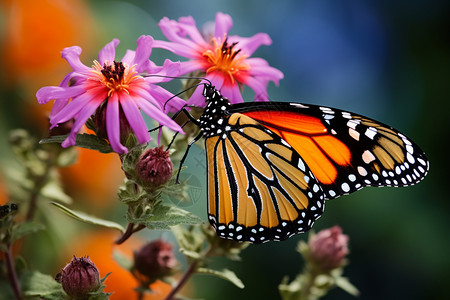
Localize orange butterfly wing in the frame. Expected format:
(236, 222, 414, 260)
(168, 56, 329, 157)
(205, 113, 325, 242)
(233, 102, 429, 199)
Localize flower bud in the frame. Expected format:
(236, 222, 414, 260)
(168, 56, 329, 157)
(133, 239, 177, 281)
(56, 256, 101, 299)
(135, 146, 173, 186)
(93, 102, 132, 144)
(49, 119, 74, 137)
(308, 226, 349, 271)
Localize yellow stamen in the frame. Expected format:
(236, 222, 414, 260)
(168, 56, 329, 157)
(90, 60, 142, 97)
(202, 36, 250, 84)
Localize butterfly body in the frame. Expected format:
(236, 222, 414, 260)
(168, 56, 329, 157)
(187, 84, 429, 243)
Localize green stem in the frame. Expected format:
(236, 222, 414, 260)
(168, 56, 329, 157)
(163, 241, 218, 300)
(163, 259, 198, 300)
(25, 154, 53, 221)
(5, 244, 22, 300)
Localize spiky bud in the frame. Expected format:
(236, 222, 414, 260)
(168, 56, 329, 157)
(56, 256, 101, 299)
(135, 146, 173, 187)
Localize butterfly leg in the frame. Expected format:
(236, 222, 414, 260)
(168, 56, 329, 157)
(175, 131, 203, 184)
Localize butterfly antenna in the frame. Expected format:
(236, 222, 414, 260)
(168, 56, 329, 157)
(142, 74, 212, 110)
(163, 82, 205, 111)
(143, 74, 212, 86)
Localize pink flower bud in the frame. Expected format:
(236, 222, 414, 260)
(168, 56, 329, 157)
(135, 146, 173, 186)
(56, 256, 101, 299)
(309, 226, 349, 271)
(93, 102, 132, 145)
(133, 239, 177, 280)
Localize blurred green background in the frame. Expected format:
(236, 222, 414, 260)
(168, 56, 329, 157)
(0, 0, 449, 299)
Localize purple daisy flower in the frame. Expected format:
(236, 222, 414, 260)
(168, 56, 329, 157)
(36, 35, 185, 154)
(153, 12, 284, 106)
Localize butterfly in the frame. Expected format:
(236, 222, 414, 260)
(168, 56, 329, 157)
(176, 83, 429, 243)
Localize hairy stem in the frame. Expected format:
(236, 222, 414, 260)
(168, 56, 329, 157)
(5, 245, 22, 300)
(163, 240, 218, 300)
(115, 223, 145, 244)
(25, 154, 53, 221)
(163, 260, 198, 300)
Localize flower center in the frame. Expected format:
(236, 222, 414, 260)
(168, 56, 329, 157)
(91, 60, 142, 97)
(202, 36, 250, 83)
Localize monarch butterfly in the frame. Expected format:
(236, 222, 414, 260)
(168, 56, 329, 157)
(176, 83, 429, 243)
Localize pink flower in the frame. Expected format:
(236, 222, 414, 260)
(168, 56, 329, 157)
(308, 226, 349, 271)
(36, 36, 185, 154)
(153, 12, 284, 106)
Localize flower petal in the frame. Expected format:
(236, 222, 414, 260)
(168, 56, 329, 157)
(61, 46, 90, 73)
(214, 12, 233, 38)
(50, 71, 82, 117)
(152, 40, 199, 59)
(178, 16, 207, 45)
(122, 50, 135, 66)
(229, 33, 272, 56)
(120, 92, 150, 144)
(50, 88, 103, 127)
(145, 59, 180, 84)
(179, 60, 203, 75)
(36, 85, 86, 104)
(158, 17, 196, 47)
(221, 81, 244, 104)
(61, 96, 103, 148)
(149, 85, 186, 112)
(98, 39, 120, 65)
(106, 93, 128, 154)
(243, 76, 270, 101)
(246, 58, 284, 85)
(135, 97, 183, 133)
(132, 86, 164, 109)
(132, 35, 153, 69)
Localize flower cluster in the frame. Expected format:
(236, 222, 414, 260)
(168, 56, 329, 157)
(36, 13, 283, 154)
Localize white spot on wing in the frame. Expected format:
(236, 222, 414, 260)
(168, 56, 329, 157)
(362, 150, 376, 164)
(365, 127, 377, 139)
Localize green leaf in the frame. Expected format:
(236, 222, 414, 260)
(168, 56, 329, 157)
(40, 133, 114, 153)
(171, 225, 205, 257)
(11, 222, 45, 244)
(113, 249, 134, 271)
(41, 180, 72, 204)
(197, 268, 245, 289)
(86, 273, 113, 300)
(334, 276, 359, 297)
(133, 203, 203, 230)
(20, 271, 66, 299)
(278, 275, 304, 300)
(179, 248, 202, 260)
(50, 202, 125, 233)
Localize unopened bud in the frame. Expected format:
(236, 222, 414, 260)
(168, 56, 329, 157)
(56, 256, 101, 299)
(135, 146, 173, 186)
(93, 102, 132, 144)
(134, 239, 177, 281)
(308, 226, 349, 271)
(50, 119, 74, 137)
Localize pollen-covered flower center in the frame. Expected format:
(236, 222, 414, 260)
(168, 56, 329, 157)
(91, 60, 141, 96)
(202, 36, 250, 83)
